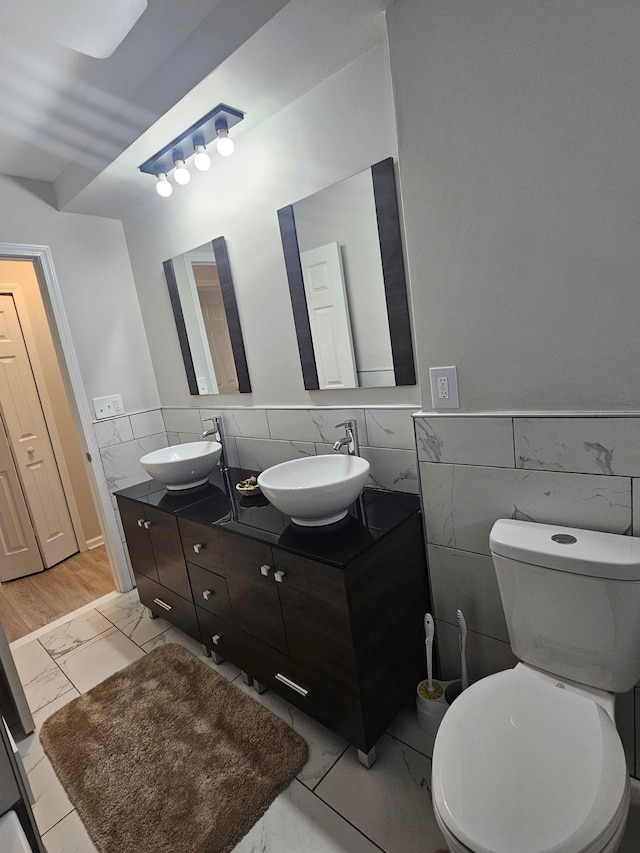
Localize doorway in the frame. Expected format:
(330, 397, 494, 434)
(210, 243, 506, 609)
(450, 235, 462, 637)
(0, 253, 125, 641)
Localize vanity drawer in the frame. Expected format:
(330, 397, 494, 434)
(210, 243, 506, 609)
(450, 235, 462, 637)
(196, 607, 365, 749)
(178, 518, 225, 575)
(187, 563, 232, 619)
(137, 574, 199, 640)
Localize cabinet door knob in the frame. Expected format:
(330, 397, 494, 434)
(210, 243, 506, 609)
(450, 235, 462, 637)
(193, 543, 205, 554)
(137, 519, 145, 527)
(143, 520, 152, 530)
(153, 597, 172, 611)
(260, 565, 272, 576)
(274, 570, 286, 583)
(211, 634, 222, 646)
(202, 589, 214, 601)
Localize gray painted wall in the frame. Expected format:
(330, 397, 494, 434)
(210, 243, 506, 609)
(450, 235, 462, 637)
(387, 0, 640, 412)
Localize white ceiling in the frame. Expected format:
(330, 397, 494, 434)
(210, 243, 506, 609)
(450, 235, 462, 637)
(0, 0, 392, 216)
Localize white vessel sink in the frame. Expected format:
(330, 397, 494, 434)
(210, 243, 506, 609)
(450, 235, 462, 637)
(257, 454, 370, 526)
(140, 441, 222, 491)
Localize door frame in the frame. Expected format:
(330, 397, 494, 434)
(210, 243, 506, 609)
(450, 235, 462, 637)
(0, 242, 132, 592)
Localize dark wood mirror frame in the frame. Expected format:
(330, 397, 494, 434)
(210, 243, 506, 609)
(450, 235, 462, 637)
(163, 236, 251, 395)
(277, 157, 416, 391)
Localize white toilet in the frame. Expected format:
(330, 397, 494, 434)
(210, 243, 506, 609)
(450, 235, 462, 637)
(431, 518, 640, 853)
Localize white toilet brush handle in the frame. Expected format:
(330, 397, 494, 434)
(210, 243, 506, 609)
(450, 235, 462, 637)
(424, 613, 435, 692)
(457, 609, 468, 691)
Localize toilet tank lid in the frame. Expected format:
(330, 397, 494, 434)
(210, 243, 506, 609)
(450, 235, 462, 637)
(489, 519, 640, 581)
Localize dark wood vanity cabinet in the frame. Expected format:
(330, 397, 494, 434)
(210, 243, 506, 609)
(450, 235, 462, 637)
(116, 482, 428, 759)
(117, 496, 199, 639)
(197, 516, 427, 755)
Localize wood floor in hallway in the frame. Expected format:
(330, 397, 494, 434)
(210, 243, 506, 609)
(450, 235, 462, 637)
(0, 546, 115, 642)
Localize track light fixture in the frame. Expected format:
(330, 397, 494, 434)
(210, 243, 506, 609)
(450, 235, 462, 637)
(139, 104, 243, 198)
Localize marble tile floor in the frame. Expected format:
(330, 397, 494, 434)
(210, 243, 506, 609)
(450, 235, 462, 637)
(8, 590, 640, 853)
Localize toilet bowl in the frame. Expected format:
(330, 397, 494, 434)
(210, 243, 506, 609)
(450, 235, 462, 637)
(429, 519, 640, 853)
(431, 664, 629, 853)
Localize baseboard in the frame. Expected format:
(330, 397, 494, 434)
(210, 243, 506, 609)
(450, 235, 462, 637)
(86, 535, 105, 550)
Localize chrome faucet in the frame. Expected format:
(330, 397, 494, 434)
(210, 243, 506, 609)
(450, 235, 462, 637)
(201, 416, 228, 472)
(333, 420, 360, 455)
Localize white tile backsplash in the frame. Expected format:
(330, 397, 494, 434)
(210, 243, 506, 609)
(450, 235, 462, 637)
(201, 408, 270, 439)
(361, 446, 418, 493)
(130, 409, 165, 440)
(365, 409, 417, 450)
(420, 461, 631, 555)
(235, 437, 316, 470)
(100, 433, 168, 493)
(415, 416, 515, 467)
(515, 417, 640, 476)
(93, 416, 134, 449)
(267, 409, 368, 445)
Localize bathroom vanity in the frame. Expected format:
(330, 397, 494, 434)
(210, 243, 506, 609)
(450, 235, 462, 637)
(115, 468, 427, 765)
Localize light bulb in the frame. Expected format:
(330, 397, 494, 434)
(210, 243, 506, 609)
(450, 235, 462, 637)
(173, 159, 191, 185)
(193, 144, 211, 171)
(155, 173, 173, 197)
(216, 129, 234, 157)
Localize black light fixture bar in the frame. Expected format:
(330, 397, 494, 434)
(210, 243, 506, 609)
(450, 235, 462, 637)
(138, 103, 244, 175)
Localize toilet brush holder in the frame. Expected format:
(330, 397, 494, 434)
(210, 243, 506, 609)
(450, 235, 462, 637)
(416, 678, 462, 751)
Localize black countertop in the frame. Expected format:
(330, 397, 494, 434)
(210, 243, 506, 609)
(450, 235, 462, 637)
(115, 467, 419, 568)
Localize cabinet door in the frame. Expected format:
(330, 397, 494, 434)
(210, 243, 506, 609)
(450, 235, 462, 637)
(219, 530, 288, 654)
(274, 550, 357, 693)
(117, 498, 158, 582)
(145, 506, 192, 601)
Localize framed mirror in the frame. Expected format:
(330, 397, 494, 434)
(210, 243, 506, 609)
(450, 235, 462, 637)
(277, 158, 415, 391)
(163, 237, 251, 395)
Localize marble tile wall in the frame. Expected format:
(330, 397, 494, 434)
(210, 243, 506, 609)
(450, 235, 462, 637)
(415, 413, 640, 776)
(164, 406, 420, 494)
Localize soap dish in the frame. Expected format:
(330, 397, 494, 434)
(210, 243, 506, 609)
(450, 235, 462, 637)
(235, 476, 261, 497)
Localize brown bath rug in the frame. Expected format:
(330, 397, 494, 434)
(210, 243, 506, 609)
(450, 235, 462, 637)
(40, 643, 307, 853)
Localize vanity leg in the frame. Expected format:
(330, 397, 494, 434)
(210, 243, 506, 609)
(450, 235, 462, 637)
(240, 671, 253, 686)
(357, 746, 377, 769)
(211, 651, 225, 665)
(253, 680, 268, 695)
(145, 607, 157, 620)
(201, 644, 212, 658)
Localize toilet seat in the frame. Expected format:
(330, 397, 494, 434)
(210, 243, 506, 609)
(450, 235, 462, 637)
(431, 664, 629, 853)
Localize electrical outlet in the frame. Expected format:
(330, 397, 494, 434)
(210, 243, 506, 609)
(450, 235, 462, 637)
(429, 366, 459, 409)
(93, 394, 125, 419)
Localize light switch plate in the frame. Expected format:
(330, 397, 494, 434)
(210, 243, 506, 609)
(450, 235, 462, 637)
(93, 394, 124, 419)
(429, 366, 459, 409)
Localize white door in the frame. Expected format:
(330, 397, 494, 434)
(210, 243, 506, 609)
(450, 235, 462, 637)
(0, 411, 44, 582)
(0, 295, 77, 570)
(197, 281, 239, 394)
(300, 242, 358, 389)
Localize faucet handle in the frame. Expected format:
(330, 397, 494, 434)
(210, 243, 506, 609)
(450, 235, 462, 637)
(335, 420, 353, 429)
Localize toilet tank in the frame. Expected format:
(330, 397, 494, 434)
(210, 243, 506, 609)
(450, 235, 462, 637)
(490, 519, 640, 693)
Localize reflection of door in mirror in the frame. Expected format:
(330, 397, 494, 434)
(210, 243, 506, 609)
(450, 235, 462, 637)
(300, 243, 357, 390)
(164, 236, 250, 396)
(192, 264, 239, 394)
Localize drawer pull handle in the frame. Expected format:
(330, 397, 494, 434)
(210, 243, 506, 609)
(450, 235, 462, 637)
(211, 634, 222, 646)
(274, 570, 285, 583)
(193, 543, 205, 554)
(153, 597, 172, 611)
(275, 673, 308, 697)
(202, 589, 214, 601)
(260, 565, 271, 577)
(143, 520, 152, 530)
(137, 519, 145, 527)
